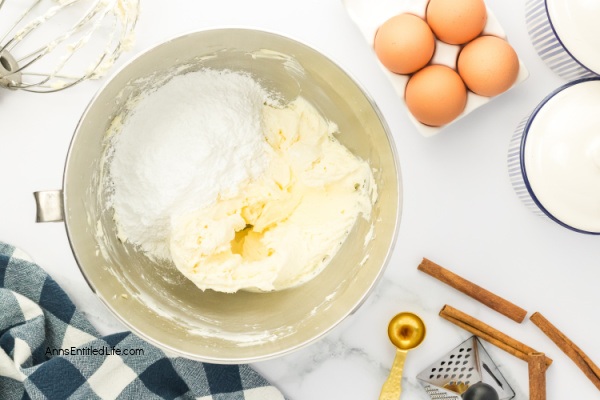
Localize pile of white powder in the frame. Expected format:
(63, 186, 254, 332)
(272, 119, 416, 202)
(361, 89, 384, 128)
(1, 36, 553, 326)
(108, 69, 272, 260)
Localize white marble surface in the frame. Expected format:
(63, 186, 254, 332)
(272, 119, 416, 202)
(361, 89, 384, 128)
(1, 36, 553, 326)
(1, 0, 600, 399)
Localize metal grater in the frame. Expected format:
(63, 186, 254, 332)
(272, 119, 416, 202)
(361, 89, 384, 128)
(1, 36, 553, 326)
(417, 336, 515, 399)
(422, 383, 462, 399)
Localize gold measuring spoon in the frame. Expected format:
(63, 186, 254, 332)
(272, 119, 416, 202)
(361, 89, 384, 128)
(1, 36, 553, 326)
(379, 312, 426, 400)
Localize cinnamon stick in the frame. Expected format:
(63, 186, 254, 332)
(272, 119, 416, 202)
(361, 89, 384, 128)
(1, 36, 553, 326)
(530, 312, 600, 391)
(440, 305, 552, 366)
(419, 258, 527, 323)
(528, 352, 548, 400)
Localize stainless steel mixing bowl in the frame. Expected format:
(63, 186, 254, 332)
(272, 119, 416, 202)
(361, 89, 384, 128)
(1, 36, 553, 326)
(38, 28, 401, 363)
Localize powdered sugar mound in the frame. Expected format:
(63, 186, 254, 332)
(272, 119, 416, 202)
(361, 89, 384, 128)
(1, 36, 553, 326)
(108, 69, 271, 260)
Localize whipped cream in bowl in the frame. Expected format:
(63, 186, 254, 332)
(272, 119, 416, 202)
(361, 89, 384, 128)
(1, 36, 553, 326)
(526, 0, 600, 80)
(508, 78, 600, 234)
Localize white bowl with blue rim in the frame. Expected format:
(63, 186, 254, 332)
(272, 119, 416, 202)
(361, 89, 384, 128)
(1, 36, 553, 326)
(526, 0, 600, 80)
(508, 78, 600, 234)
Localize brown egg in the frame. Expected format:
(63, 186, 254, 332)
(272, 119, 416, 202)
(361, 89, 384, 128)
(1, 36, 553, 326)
(458, 35, 520, 97)
(405, 65, 467, 127)
(426, 0, 487, 45)
(374, 13, 435, 74)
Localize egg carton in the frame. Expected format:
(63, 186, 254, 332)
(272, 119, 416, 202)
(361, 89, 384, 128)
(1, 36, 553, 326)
(341, 0, 529, 137)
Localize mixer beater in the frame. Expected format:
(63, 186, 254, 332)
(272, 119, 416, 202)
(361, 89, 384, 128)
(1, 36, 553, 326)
(0, 0, 139, 92)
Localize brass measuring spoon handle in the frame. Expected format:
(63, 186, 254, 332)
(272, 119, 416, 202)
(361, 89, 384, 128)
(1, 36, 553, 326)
(379, 349, 407, 400)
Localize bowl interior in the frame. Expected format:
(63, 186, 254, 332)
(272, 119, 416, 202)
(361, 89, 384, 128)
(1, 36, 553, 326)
(64, 28, 400, 363)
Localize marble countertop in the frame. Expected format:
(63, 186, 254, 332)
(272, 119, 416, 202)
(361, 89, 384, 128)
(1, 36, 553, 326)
(2, 0, 600, 399)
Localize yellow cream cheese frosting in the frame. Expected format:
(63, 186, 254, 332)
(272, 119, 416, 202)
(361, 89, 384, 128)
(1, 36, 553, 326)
(169, 97, 376, 292)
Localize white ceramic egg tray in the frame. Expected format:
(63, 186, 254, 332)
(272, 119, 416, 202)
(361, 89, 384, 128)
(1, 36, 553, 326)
(342, 0, 529, 137)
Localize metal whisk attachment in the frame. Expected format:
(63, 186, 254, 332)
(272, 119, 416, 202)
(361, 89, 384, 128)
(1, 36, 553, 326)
(0, 0, 139, 93)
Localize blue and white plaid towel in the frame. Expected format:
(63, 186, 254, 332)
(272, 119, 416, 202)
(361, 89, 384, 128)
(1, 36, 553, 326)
(0, 242, 285, 400)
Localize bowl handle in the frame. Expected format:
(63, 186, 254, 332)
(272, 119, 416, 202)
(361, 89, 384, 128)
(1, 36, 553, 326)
(33, 190, 64, 222)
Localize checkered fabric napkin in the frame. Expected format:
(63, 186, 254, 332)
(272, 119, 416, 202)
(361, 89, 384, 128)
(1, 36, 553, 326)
(0, 242, 286, 400)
